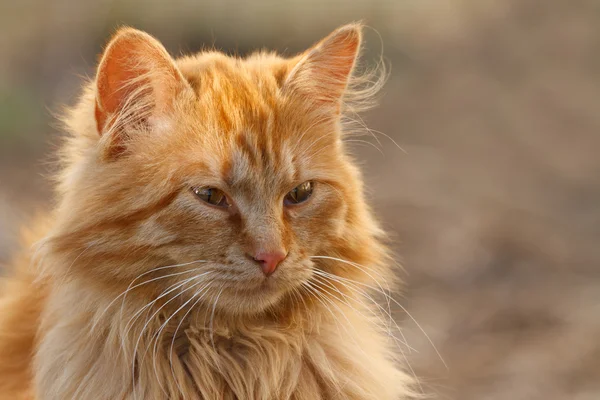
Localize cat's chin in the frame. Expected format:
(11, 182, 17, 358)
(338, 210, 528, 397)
(209, 278, 303, 316)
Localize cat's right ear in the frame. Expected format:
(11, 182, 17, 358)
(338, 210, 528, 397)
(95, 27, 190, 158)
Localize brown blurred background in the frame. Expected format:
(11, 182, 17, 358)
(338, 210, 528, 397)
(2, 0, 600, 399)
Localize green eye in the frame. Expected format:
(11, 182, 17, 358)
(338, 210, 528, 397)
(192, 187, 230, 208)
(284, 181, 314, 205)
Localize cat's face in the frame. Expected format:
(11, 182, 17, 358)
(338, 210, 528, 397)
(51, 25, 384, 316)
(127, 62, 354, 314)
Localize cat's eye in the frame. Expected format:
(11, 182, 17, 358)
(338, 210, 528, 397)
(192, 187, 230, 208)
(284, 181, 314, 205)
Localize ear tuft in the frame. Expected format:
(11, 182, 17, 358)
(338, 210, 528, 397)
(284, 23, 362, 109)
(95, 27, 188, 151)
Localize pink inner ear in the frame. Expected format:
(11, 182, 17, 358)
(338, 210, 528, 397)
(96, 34, 149, 134)
(97, 46, 138, 130)
(285, 25, 362, 107)
(311, 28, 360, 88)
(94, 29, 186, 137)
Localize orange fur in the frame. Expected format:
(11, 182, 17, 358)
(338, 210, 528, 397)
(0, 24, 416, 399)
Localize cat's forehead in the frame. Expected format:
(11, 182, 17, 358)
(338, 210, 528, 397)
(230, 129, 301, 189)
(177, 51, 292, 108)
(175, 53, 336, 190)
(178, 53, 293, 137)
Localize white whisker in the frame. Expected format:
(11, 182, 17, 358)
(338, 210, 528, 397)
(300, 282, 348, 395)
(311, 256, 447, 370)
(311, 271, 424, 392)
(311, 272, 412, 350)
(131, 276, 209, 400)
(151, 279, 213, 397)
(313, 270, 405, 342)
(169, 279, 214, 396)
(291, 115, 331, 155)
(209, 288, 223, 355)
(310, 270, 425, 393)
(91, 266, 205, 332)
(119, 259, 208, 324)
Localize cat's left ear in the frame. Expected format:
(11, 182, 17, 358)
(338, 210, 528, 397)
(283, 23, 362, 112)
(95, 27, 191, 158)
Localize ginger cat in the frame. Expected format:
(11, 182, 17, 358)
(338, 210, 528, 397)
(0, 24, 416, 399)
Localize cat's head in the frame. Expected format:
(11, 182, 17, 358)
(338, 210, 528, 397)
(47, 24, 390, 316)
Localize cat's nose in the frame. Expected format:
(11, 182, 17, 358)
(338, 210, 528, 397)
(252, 250, 287, 277)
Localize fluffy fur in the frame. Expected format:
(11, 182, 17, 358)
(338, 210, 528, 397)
(0, 24, 416, 399)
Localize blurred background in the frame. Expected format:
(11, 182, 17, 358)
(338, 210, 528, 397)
(1, 0, 600, 398)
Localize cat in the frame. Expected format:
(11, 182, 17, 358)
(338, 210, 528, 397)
(0, 24, 417, 399)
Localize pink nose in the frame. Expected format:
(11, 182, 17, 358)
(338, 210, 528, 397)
(253, 250, 287, 277)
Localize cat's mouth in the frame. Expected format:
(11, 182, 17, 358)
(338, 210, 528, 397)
(204, 270, 310, 315)
(182, 258, 313, 315)
(228, 274, 290, 295)
(204, 284, 287, 316)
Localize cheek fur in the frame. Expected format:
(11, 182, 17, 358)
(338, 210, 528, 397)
(287, 190, 348, 255)
(154, 199, 238, 261)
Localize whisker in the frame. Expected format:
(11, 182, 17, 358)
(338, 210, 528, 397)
(342, 104, 407, 154)
(308, 278, 367, 341)
(340, 99, 384, 150)
(310, 272, 424, 394)
(343, 139, 385, 155)
(91, 266, 205, 332)
(313, 276, 410, 358)
(131, 276, 208, 400)
(310, 255, 391, 291)
(298, 131, 335, 161)
(311, 272, 412, 350)
(291, 115, 331, 155)
(309, 277, 408, 397)
(169, 279, 214, 396)
(58, 244, 93, 287)
(312, 254, 396, 329)
(209, 288, 223, 355)
(119, 259, 208, 324)
(313, 269, 413, 350)
(292, 285, 309, 313)
(311, 255, 397, 329)
(300, 282, 349, 396)
(311, 272, 423, 393)
(151, 279, 213, 397)
(123, 274, 205, 344)
(312, 257, 447, 370)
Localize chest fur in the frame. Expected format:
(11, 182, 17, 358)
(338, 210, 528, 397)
(35, 297, 411, 399)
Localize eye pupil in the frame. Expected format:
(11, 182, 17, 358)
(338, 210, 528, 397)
(289, 187, 298, 201)
(192, 187, 229, 207)
(285, 181, 313, 205)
